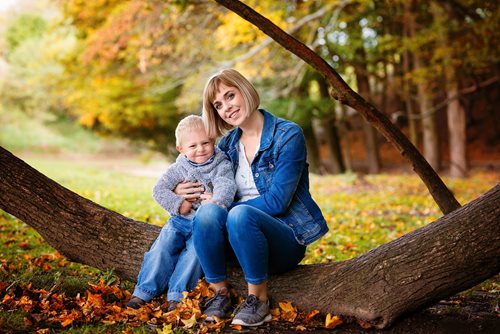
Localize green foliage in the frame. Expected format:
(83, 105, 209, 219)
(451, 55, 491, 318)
(0, 9, 77, 117)
(4, 14, 47, 54)
(0, 107, 129, 154)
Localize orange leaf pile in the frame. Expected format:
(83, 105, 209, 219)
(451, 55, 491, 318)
(1, 275, 345, 332)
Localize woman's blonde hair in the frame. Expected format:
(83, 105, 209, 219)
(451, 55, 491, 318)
(202, 69, 260, 138)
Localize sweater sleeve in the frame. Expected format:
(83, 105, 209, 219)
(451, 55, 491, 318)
(210, 158, 237, 208)
(152, 164, 186, 216)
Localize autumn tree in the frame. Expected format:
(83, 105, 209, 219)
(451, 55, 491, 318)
(3, 1, 500, 330)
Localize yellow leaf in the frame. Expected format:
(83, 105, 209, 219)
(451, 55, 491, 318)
(325, 313, 343, 329)
(279, 301, 296, 313)
(181, 313, 197, 328)
(156, 323, 172, 334)
(279, 301, 297, 322)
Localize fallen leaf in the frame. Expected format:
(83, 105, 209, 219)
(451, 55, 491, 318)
(156, 323, 173, 334)
(357, 319, 374, 329)
(18, 241, 29, 249)
(325, 313, 343, 329)
(279, 301, 298, 322)
(304, 309, 320, 323)
(181, 313, 197, 328)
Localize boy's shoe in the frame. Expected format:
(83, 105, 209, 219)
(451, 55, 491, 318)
(203, 287, 232, 321)
(167, 300, 179, 312)
(126, 296, 145, 309)
(231, 295, 272, 327)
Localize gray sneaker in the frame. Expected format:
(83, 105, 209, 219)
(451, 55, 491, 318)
(203, 287, 232, 321)
(231, 295, 272, 327)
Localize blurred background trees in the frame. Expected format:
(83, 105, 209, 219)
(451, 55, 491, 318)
(0, 0, 498, 176)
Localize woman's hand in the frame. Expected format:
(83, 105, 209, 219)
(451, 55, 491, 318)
(174, 181, 204, 202)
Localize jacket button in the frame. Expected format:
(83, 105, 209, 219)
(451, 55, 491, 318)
(255, 173, 259, 177)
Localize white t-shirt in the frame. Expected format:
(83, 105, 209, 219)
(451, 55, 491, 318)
(235, 141, 260, 202)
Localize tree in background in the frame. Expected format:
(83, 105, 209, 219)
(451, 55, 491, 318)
(0, 13, 71, 117)
(2, 0, 497, 169)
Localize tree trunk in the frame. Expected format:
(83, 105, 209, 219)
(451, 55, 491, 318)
(403, 0, 418, 145)
(0, 147, 157, 281)
(435, 3, 468, 178)
(312, 117, 345, 174)
(353, 22, 381, 174)
(1, 146, 499, 329)
(317, 74, 346, 174)
(214, 0, 460, 214)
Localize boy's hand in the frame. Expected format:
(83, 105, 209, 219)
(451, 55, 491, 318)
(179, 200, 192, 215)
(200, 192, 213, 204)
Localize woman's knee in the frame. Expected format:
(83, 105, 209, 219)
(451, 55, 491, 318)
(193, 203, 227, 231)
(227, 205, 256, 235)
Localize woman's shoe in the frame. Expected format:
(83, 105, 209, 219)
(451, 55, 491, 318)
(231, 295, 272, 327)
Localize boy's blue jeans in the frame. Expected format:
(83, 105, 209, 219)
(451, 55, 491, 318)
(132, 216, 203, 302)
(193, 203, 306, 285)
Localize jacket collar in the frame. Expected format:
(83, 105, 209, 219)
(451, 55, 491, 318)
(259, 109, 277, 151)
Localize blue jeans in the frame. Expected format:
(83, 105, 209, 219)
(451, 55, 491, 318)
(133, 216, 203, 302)
(193, 203, 306, 285)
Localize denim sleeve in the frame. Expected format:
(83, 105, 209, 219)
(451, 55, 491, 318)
(237, 125, 306, 216)
(152, 165, 185, 216)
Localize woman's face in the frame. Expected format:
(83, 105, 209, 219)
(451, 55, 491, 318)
(212, 83, 247, 127)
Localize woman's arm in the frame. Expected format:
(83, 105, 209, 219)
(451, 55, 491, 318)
(236, 125, 306, 216)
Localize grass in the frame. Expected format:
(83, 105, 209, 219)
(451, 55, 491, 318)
(0, 154, 498, 332)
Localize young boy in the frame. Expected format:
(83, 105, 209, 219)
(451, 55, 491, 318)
(126, 115, 236, 310)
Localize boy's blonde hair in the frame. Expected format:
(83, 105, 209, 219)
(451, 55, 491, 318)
(175, 115, 206, 146)
(202, 68, 260, 138)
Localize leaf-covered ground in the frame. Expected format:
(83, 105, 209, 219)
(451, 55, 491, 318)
(1, 156, 499, 333)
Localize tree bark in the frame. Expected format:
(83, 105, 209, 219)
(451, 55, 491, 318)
(353, 23, 381, 174)
(403, 1, 419, 145)
(436, 3, 468, 178)
(0, 147, 157, 281)
(1, 146, 499, 329)
(213, 0, 460, 214)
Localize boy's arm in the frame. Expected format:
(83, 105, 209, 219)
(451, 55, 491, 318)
(152, 165, 187, 216)
(209, 159, 237, 209)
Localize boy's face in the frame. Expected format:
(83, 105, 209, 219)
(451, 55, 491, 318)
(176, 127, 215, 164)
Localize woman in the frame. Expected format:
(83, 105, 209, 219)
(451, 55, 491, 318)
(176, 68, 328, 327)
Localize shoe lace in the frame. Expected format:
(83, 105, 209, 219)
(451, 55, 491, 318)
(234, 294, 259, 314)
(204, 290, 229, 309)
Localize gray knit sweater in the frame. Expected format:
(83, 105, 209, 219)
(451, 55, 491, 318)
(152, 149, 236, 219)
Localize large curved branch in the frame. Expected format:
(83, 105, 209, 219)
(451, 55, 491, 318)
(1, 147, 498, 329)
(213, 0, 461, 214)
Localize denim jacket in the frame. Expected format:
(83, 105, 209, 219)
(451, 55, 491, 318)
(218, 109, 328, 245)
